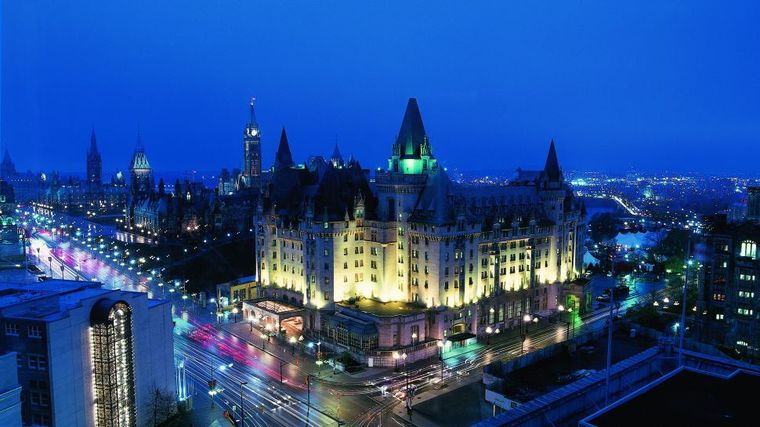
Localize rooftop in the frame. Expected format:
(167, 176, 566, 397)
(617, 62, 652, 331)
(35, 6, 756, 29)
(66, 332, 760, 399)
(582, 368, 760, 427)
(339, 298, 429, 317)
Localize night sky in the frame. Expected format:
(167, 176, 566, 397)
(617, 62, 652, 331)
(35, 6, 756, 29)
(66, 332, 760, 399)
(2, 1, 759, 177)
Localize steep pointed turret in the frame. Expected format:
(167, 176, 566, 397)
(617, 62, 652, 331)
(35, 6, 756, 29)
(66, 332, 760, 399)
(396, 98, 428, 159)
(544, 139, 561, 182)
(129, 132, 154, 196)
(387, 98, 438, 174)
(273, 127, 294, 171)
(330, 142, 344, 168)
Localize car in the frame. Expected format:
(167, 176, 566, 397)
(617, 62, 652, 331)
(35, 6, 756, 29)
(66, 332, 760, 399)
(27, 264, 45, 276)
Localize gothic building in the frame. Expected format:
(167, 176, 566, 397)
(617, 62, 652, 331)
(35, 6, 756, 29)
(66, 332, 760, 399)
(129, 133, 154, 197)
(253, 98, 586, 362)
(238, 97, 262, 189)
(86, 129, 103, 193)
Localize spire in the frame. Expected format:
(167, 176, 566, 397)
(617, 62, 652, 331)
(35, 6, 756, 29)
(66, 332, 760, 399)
(136, 128, 144, 152)
(248, 97, 258, 127)
(330, 142, 344, 167)
(395, 98, 429, 159)
(89, 128, 99, 154)
(274, 127, 294, 171)
(544, 139, 561, 181)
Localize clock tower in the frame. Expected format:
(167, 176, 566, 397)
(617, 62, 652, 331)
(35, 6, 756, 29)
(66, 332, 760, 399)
(242, 97, 262, 187)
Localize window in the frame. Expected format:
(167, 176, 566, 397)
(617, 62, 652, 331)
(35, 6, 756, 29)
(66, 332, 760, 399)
(28, 325, 42, 339)
(4, 322, 19, 336)
(740, 240, 757, 258)
(715, 313, 724, 320)
(28, 354, 48, 371)
(737, 307, 753, 316)
(370, 247, 378, 256)
(343, 248, 348, 256)
(324, 249, 329, 257)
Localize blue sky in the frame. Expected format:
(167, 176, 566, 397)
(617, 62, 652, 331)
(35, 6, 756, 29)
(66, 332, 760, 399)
(2, 1, 759, 176)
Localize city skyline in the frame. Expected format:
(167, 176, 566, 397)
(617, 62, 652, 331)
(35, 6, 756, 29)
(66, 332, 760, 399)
(3, 1, 760, 175)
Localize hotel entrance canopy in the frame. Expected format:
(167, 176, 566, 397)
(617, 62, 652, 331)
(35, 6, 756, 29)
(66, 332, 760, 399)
(243, 299, 305, 326)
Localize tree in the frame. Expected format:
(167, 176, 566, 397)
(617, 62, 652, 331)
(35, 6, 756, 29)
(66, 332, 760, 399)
(589, 213, 620, 242)
(144, 385, 176, 427)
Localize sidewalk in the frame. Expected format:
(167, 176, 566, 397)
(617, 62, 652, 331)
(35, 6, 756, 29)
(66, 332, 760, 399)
(172, 377, 232, 427)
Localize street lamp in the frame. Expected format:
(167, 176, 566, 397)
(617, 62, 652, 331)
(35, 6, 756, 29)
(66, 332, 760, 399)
(485, 326, 493, 345)
(48, 256, 52, 275)
(436, 340, 445, 381)
(259, 333, 268, 351)
(520, 314, 532, 354)
(411, 332, 417, 346)
(232, 307, 239, 322)
(393, 351, 400, 372)
(289, 336, 297, 355)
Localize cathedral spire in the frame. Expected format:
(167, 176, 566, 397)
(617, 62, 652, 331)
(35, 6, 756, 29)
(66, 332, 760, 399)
(274, 127, 294, 171)
(544, 139, 561, 182)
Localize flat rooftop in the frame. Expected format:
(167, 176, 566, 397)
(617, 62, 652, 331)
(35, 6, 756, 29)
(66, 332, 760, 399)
(584, 369, 760, 427)
(340, 299, 428, 317)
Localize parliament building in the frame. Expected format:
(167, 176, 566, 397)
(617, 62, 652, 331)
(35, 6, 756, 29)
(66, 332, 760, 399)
(252, 98, 586, 365)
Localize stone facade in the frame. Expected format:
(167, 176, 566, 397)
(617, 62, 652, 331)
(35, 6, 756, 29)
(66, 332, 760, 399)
(254, 98, 586, 353)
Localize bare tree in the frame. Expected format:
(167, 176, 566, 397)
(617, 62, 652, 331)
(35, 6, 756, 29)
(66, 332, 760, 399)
(145, 384, 177, 427)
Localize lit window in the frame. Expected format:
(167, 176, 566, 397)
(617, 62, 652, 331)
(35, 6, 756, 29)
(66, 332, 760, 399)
(740, 240, 757, 258)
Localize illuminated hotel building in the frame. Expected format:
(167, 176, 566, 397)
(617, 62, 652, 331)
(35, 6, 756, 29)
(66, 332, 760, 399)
(254, 98, 585, 363)
(0, 280, 175, 426)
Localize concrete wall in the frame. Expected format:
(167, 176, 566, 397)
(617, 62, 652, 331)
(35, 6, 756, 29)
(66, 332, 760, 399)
(0, 352, 22, 427)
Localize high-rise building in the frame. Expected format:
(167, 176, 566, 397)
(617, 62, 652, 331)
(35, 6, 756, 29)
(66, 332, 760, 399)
(747, 186, 760, 222)
(0, 280, 176, 426)
(240, 97, 262, 189)
(86, 129, 103, 193)
(698, 214, 760, 356)
(252, 98, 586, 363)
(129, 133, 154, 197)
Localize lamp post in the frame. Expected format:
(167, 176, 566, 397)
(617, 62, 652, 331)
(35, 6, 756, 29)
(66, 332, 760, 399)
(239, 381, 248, 426)
(520, 314, 532, 354)
(437, 340, 444, 382)
(485, 326, 493, 345)
(298, 335, 304, 354)
(558, 305, 572, 340)
(232, 307, 239, 323)
(411, 332, 417, 346)
(392, 351, 400, 372)
(289, 336, 297, 355)
(60, 265, 65, 280)
(48, 256, 52, 275)
(260, 333, 268, 351)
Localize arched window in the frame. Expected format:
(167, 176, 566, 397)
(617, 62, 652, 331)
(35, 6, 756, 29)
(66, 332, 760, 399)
(740, 240, 757, 258)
